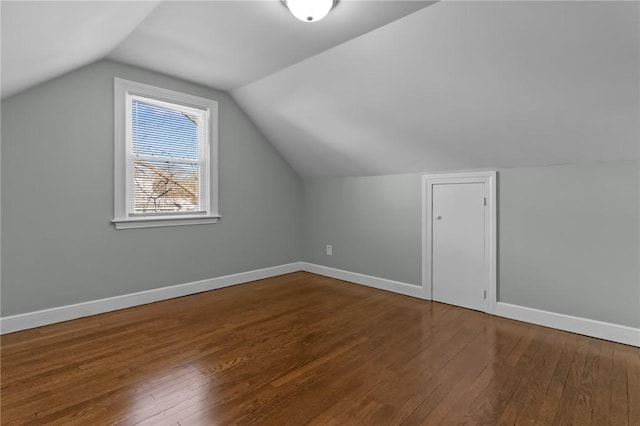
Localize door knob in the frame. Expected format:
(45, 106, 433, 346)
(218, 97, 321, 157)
(436, 216, 442, 220)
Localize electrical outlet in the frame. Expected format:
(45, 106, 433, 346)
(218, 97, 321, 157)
(326, 244, 332, 256)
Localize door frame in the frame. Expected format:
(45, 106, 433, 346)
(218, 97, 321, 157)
(421, 171, 497, 313)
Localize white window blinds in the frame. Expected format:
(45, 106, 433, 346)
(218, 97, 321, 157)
(128, 96, 209, 215)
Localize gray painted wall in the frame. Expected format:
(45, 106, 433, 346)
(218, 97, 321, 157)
(303, 162, 639, 328)
(498, 162, 639, 328)
(1, 60, 302, 316)
(303, 174, 422, 285)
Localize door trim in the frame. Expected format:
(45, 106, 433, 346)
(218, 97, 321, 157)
(421, 171, 497, 313)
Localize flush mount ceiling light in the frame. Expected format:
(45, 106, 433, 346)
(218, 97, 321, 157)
(283, 0, 338, 23)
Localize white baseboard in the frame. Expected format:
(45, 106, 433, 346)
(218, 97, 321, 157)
(300, 262, 425, 299)
(3, 262, 637, 347)
(301, 263, 639, 347)
(0, 262, 304, 335)
(494, 302, 640, 347)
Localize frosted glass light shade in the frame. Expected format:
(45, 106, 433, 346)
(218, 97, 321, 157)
(285, 0, 334, 22)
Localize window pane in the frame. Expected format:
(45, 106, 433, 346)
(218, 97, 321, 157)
(132, 100, 199, 160)
(134, 160, 199, 213)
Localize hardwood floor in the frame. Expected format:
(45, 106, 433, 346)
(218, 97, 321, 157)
(2, 272, 638, 425)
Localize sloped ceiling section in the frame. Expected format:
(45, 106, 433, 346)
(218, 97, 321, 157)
(0, 1, 161, 99)
(233, 1, 640, 179)
(108, 1, 434, 91)
(1, 0, 433, 99)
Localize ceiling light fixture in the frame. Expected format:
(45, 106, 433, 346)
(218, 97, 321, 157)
(283, 0, 338, 23)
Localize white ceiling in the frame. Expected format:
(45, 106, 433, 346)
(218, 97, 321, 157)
(2, 1, 638, 179)
(1, 0, 431, 98)
(0, 1, 161, 99)
(233, 0, 640, 178)
(108, 0, 433, 91)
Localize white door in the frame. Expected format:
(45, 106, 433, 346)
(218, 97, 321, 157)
(431, 181, 488, 311)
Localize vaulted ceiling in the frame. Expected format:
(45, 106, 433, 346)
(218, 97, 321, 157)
(1, 0, 431, 97)
(2, 1, 638, 179)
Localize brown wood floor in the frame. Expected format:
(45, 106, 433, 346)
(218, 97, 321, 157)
(1, 272, 638, 425)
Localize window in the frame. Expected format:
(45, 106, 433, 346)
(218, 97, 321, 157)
(113, 78, 219, 229)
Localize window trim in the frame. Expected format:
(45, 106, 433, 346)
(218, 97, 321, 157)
(112, 78, 220, 229)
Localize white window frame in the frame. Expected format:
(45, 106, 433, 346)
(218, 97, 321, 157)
(112, 78, 220, 229)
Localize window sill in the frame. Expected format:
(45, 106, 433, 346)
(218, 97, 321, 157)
(112, 215, 220, 230)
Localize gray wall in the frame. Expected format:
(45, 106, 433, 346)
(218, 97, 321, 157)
(498, 162, 639, 327)
(303, 162, 639, 328)
(303, 174, 422, 285)
(1, 60, 302, 316)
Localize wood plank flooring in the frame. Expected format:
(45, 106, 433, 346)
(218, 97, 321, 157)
(2, 272, 638, 425)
